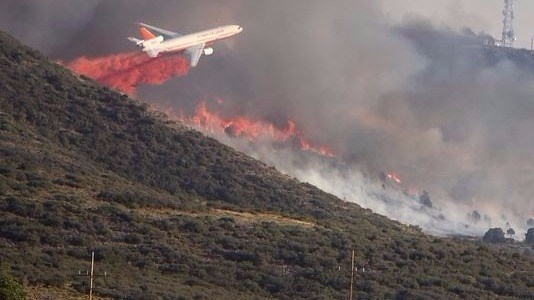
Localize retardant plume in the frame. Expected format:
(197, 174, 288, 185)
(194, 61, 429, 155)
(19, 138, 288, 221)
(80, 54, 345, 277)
(67, 52, 189, 94)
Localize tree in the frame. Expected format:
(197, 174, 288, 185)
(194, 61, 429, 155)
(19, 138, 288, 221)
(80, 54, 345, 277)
(419, 190, 432, 208)
(526, 228, 534, 244)
(468, 211, 481, 223)
(0, 271, 27, 300)
(482, 228, 506, 244)
(378, 171, 388, 182)
(506, 228, 515, 239)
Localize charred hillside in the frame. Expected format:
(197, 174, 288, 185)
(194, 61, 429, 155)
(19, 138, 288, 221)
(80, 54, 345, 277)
(0, 31, 532, 299)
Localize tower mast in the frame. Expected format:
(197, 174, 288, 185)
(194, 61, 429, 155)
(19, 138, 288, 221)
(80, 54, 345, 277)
(501, 0, 515, 47)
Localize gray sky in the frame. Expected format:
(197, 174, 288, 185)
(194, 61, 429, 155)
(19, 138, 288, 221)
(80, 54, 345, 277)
(383, 0, 534, 49)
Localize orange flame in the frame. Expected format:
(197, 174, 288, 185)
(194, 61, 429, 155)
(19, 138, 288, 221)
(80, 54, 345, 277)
(386, 172, 402, 184)
(67, 52, 189, 94)
(189, 102, 335, 157)
(405, 186, 420, 198)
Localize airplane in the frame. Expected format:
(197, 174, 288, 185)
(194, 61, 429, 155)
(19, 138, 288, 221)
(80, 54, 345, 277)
(128, 22, 243, 67)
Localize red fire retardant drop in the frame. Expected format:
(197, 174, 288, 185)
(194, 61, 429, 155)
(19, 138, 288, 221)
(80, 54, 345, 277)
(67, 52, 189, 94)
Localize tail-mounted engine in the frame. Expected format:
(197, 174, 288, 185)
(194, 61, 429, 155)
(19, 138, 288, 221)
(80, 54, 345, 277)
(138, 36, 164, 48)
(203, 47, 214, 55)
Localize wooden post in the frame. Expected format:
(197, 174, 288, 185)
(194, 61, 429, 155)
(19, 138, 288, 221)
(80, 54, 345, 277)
(349, 250, 355, 300)
(89, 251, 94, 300)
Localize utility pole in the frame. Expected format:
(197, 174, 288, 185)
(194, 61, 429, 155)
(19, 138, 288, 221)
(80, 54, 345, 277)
(347, 251, 372, 300)
(78, 251, 109, 300)
(349, 250, 355, 300)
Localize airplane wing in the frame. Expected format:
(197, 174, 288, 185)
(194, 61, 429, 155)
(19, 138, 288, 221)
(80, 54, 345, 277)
(185, 44, 205, 68)
(137, 22, 182, 38)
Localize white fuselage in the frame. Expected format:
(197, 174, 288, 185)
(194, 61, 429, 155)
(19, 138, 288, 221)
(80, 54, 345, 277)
(144, 25, 243, 55)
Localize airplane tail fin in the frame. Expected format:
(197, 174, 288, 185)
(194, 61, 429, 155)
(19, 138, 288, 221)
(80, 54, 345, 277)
(139, 27, 156, 40)
(128, 25, 159, 48)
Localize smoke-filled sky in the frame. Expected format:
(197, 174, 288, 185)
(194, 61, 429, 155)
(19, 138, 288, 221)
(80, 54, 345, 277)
(1, 0, 533, 235)
(384, 0, 534, 49)
(4, 0, 534, 54)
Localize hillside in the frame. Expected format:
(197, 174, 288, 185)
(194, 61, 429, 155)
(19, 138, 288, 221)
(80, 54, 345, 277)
(0, 31, 532, 299)
(399, 23, 534, 73)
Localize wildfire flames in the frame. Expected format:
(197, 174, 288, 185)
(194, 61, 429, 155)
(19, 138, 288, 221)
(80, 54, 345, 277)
(67, 52, 189, 94)
(386, 172, 402, 184)
(189, 102, 335, 157)
(66, 52, 334, 157)
(383, 171, 423, 198)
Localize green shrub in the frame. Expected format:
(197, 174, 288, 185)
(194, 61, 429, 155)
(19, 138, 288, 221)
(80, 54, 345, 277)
(0, 271, 27, 300)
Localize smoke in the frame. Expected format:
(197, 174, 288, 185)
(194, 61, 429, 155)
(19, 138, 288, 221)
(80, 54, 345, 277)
(2, 0, 533, 237)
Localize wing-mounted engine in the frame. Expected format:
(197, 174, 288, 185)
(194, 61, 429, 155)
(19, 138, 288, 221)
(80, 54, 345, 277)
(203, 47, 214, 55)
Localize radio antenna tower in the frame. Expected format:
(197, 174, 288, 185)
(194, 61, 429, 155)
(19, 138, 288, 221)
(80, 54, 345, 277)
(501, 0, 516, 47)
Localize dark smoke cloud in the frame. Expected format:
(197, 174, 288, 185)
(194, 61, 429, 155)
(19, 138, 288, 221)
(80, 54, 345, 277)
(1, 0, 533, 236)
